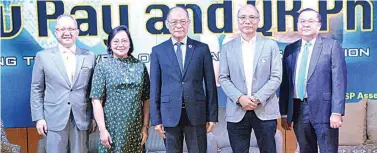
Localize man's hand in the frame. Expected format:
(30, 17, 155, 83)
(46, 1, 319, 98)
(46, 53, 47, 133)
(141, 126, 148, 145)
(36, 120, 48, 136)
(206, 122, 216, 133)
(249, 96, 260, 105)
(330, 114, 342, 129)
(154, 124, 166, 139)
(89, 119, 97, 133)
(281, 117, 292, 130)
(238, 95, 257, 110)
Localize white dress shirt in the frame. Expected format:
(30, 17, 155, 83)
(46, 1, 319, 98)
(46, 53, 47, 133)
(58, 44, 77, 84)
(171, 37, 188, 67)
(294, 38, 316, 99)
(241, 36, 257, 97)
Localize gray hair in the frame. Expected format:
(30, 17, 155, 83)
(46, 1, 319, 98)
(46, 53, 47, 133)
(166, 6, 189, 21)
(56, 14, 78, 28)
(237, 4, 260, 17)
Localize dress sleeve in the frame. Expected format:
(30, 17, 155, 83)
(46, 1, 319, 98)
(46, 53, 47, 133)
(90, 61, 106, 99)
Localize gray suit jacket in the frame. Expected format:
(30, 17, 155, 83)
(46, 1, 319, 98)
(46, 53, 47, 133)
(30, 46, 95, 131)
(219, 35, 282, 122)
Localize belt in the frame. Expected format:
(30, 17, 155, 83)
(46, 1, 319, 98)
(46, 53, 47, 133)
(294, 98, 308, 102)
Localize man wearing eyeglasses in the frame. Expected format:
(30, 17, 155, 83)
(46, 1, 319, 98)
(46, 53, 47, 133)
(279, 8, 347, 153)
(30, 14, 96, 153)
(219, 4, 282, 153)
(150, 6, 218, 153)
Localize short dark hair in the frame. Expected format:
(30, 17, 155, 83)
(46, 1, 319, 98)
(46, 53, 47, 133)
(298, 8, 321, 22)
(166, 6, 189, 21)
(106, 25, 134, 56)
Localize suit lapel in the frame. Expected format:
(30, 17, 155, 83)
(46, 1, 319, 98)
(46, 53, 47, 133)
(291, 40, 301, 85)
(165, 39, 182, 78)
(252, 35, 265, 73)
(71, 48, 85, 87)
(307, 36, 323, 80)
(52, 47, 71, 86)
(234, 36, 246, 81)
(182, 37, 195, 78)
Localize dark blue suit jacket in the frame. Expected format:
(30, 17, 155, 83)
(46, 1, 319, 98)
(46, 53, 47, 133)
(150, 37, 218, 127)
(279, 36, 347, 124)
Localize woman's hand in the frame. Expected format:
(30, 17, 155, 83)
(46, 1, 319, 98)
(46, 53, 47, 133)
(100, 129, 113, 149)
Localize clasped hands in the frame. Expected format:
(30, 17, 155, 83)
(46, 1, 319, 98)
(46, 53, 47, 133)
(238, 95, 260, 110)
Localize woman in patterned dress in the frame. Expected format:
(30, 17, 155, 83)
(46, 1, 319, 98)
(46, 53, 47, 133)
(90, 25, 150, 153)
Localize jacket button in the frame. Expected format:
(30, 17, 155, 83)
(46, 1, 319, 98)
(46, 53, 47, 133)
(68, 102, 71, 105)
(181, 82, 184, 84)
(70, 89, 73, 91)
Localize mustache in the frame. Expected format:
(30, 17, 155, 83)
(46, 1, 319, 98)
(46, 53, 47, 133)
(61, 34, 72, 39)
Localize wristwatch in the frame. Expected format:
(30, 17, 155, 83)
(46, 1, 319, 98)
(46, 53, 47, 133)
(256, 98, 261, 105)
(236, 101, 242, 107)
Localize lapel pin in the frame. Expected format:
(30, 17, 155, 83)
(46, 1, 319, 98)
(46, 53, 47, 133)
(189, 45, 192, 48)
(262, 59, 267, 63)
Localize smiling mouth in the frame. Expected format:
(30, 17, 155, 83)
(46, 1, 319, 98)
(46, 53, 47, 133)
(116, 47, 126, 50)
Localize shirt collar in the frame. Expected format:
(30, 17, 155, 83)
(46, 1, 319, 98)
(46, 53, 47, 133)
(58, 44, 77, 54)
(302, 37, 317, 47)
(171, 36, 188, 46)
(241, 35, 256, 45)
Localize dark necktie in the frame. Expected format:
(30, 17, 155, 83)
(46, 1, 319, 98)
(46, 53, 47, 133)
(175, 42, 184, 73)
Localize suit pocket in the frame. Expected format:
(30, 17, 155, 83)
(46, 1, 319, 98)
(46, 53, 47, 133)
(161, 96, 169, 103)
(323, 93, 331, 101)
(259, 55, 272, 64)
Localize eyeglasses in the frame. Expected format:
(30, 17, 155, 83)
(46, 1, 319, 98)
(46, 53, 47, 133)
(56, 28, 77, 32)
(168, 20, 189, 26)
(238, 15, 259, 23)
(112, 39, 129, 46)
(298, 20, 319, 25)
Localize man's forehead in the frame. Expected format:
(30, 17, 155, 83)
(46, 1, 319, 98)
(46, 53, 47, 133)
(56, 17, 76, 27)
(169, 10, 187, 18)
(299, 11, 318, 18)
(238, 9, 258, 16)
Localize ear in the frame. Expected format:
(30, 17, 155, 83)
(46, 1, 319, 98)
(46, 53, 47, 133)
(187, 19, 191, 27)
(54, 30, 58, 37)
(316, 22, 322, 31)
(73, 29, 79, 37)
(165, 20, 170, 30)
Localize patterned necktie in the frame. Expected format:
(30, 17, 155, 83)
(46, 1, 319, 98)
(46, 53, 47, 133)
(63, 49, 75, 83)
(297, 42, 312, 100)
(175, 42, 184, 73)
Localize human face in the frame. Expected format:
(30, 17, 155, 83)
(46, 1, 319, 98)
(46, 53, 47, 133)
(166, 8, 190, 41)
(237, 6, 260, 36)
(110, 30, 130, 58)
(298, 10, 321, 40)
(54, 16, 79, 48)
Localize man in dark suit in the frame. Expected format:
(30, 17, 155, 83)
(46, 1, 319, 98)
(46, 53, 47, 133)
(149, 6, 218, 153)
(279, 8, 347, 153)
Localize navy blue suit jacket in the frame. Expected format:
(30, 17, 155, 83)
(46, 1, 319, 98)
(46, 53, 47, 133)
(279, 36, 347, 124)
(150, 37, 218, 127)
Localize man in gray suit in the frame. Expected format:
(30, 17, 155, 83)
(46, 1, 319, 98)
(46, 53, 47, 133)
(219, 5, 282, 153)
(30, 14, 96, 153)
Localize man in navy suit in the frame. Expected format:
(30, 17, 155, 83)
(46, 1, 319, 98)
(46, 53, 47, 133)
(150, 6, 218, 153)
(279, 8, 347, 153)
